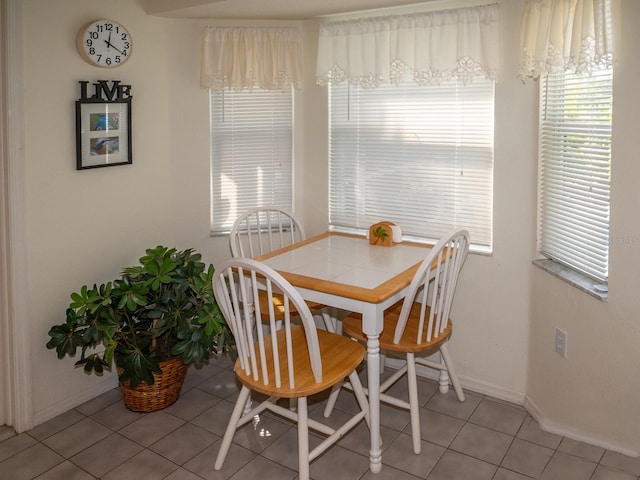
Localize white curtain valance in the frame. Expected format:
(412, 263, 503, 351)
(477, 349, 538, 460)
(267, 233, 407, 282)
(519, 0, 619, 80)
(201, 27, 303, 91)
(316, 4, 499, 88)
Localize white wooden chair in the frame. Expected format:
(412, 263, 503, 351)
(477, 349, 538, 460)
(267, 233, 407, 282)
(334, 229, 470, 454)
(212, 258, 369, 480)
(229, 207, 337, 333)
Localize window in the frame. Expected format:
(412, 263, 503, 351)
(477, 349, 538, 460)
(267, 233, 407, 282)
(538, 69, 612, 284)
(329, 80, 494, 252)
(210, 88, 294, 235)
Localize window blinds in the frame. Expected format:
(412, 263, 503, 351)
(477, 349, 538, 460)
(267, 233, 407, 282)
(210, 89, 294, 235)
(539, 69, 612, 281)
(329, 80, 494, 250)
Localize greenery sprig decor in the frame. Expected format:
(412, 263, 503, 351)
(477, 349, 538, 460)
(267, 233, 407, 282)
(47, 246, 234, 390)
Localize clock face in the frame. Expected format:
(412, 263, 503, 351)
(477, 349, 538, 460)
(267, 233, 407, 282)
(76, 20, 132, 68)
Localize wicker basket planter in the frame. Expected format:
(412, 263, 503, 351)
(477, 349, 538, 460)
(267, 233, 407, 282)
(118, 357, 189, 412)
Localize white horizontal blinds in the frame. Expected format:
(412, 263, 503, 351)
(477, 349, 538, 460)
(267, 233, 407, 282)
(210, 89, 294, 235)
(539, 69, 612, 281)
(329, 80, 494, 249)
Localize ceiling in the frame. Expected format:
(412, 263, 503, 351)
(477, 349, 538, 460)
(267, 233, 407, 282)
(142, 0, 435, 20)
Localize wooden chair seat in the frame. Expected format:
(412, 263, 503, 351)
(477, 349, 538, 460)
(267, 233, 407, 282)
(235, 325, 365, 398)
(342, 301, 452, 354)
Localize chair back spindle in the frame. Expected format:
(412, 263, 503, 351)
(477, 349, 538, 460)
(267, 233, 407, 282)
(230, 207, 306, 258)
(393, 230, 470, 346)
(214, 258, 323, 391)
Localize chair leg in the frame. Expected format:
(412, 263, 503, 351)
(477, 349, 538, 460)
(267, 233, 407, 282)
(323, 381, 342, 417)
(297, 397, 310, 480)
(215, 386, 251, 470)
(438, 368, 450, 394)
(321, 310, 338, 333)
(406, 353, 421, 454)
(440, 344, 465, 402)
(347, 370, 370, 427)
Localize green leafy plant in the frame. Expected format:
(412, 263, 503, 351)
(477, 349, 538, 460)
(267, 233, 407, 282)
(373, 226, 389, 245)
(47, 246, 234, 388)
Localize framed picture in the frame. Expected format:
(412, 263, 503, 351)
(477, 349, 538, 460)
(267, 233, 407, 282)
(75, 99, 132, 170)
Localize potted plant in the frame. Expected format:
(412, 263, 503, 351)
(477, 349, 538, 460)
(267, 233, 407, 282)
(46, 245, 234, 412)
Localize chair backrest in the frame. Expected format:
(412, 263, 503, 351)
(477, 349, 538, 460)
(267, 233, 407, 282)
(229, 207, 306, 258)
(393, 229, 470, 345)
(213, 257, 322, 389)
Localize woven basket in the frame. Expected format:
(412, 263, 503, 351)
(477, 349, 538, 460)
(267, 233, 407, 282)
(118, 357, 189, 412)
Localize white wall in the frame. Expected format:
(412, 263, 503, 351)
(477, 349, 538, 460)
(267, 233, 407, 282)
(23, 0, 185, 420)
(20, 0, 640, 457)
(526, 0, 640, 456)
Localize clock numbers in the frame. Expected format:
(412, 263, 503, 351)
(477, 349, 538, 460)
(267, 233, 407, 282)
(78, 19, 132, 68)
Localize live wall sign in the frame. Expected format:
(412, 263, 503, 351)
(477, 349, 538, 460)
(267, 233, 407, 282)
(75, 80, 133, 170)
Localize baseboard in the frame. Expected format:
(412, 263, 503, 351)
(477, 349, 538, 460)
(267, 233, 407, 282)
(33, 377, 118, 427)
(524, 395, 640, 458)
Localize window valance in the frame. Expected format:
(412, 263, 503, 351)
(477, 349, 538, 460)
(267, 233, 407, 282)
(519, 0, 619, 79)
(316, 4, 499, 88)
(201, 27, 303, 91)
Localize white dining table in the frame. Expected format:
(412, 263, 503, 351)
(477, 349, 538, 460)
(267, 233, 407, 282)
(255, 231, 433, 473)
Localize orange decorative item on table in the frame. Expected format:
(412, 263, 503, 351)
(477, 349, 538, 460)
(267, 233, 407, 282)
(369, 221, 396, 246)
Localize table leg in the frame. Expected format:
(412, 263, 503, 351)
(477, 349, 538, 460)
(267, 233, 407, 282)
(367, 334, 382, 473)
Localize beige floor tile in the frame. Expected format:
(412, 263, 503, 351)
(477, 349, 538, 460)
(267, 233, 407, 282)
(70, 432, 142, 477)
(42, 417, 112, 458)
(449, 422, 513, 465)
(492, 467, 534, 480)
(309, 444, 370, 480)
(360, 464, 423, 480)
(540, 451, 597, 480)
(600, 450, 640, 476)
(591, 464, 639, 480)
(90, 400, 145, 431)
(516, 415, 562, 450)
(230, 455, 297, 480)
(27, 409, 86, 442)
(381, 432, 445, 478)
(102, 449, 179, 480)
(469, 398, 527, 436)
(34, 460, 95, 480)
(184, 439, 257, 480)
(425, 388, 483, 421)
(74, 388, 122, 416)
(413, 407, 465, 447)
(0, 432, 37, 462)
(428, 449, 497, 480)
(119, 410, 185, 447)
(501, 438, 554, 478)
(558, 437, 606, 463)
(191, 399, 238, 437)
(150, 423, 217, 465)
(0, 443, 64, 480)
(164, 387, 221, 421)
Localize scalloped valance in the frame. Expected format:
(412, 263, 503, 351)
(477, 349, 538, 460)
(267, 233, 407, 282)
(519, 0, 619, 80)
(201, 27, 303, 91)
(316, 4, 499, 88)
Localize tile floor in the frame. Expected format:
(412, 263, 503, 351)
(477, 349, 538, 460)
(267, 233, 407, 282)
(1, 355, 639, 480)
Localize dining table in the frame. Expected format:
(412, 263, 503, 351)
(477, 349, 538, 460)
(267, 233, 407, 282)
(254, 231, 433, 473)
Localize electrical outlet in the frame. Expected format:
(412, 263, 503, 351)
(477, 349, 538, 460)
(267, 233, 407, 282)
(555, 328, 568, 358)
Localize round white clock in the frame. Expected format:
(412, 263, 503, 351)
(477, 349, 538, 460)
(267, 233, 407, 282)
(76, 19, 132, 68)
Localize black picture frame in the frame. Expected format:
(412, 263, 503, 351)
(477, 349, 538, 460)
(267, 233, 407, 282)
(75, 98, 132, 170)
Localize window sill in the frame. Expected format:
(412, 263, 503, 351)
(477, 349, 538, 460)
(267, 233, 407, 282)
(532, 258, 608, 302)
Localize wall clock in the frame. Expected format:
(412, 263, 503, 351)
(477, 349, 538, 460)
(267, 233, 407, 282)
(76, 19, 132, 68)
